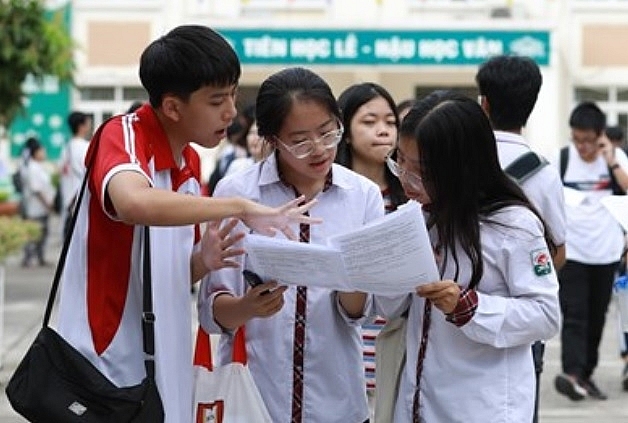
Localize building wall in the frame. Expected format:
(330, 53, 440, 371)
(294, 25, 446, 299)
(69, 0, 628, 166)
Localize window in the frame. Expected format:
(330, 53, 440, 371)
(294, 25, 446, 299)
(79, 87, 115, 101)
(574, 87, 608, 102)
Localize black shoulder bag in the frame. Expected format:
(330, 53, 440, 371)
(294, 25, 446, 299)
(5, 121, 164, 423)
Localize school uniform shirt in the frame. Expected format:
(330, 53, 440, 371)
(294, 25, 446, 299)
(495, 131, 566, 247)
(375, 206, 561, 423)
(59, 136, 89, 209)
(552, 144, 628, 264)
(22, 159, 55, 219)
(198, 152, 384, 423)
(57, 104, 201, 423)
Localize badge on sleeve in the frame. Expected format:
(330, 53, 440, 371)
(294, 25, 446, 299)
(531, 249, 552, 276)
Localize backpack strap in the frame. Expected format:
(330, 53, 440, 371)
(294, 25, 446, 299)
(504, 151, 549, 184)
(559, 146, 569, 183)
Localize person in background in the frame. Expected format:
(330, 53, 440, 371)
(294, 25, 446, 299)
(207, 104, 255, 193)
(605, 125, 628, 390)
(552, 101, 628, 401)
(376, 91, 560, 422)
(59, 111, 92, 238)
(224, 117, 271, 177)
(55, 26, 318, 423)
(396, 98, 415, 122)
(335, 82, 406, 409)
(475, 54, 566, 421)
(21, 137, 55, 267)
(199, 67, 382, 423)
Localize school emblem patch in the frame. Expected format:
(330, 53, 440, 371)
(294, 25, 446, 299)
(531, 249, 552, 276)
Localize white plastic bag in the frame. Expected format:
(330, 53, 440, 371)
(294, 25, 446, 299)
(193, 327, 272, 423)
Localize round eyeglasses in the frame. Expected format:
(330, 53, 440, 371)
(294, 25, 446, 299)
(386, 151, 424, 190)
(274, 123, 344, 159)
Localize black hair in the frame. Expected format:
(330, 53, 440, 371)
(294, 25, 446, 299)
(396, 98, 415, 116)
(475, 55, 542, 131)
(605, 125, 624, 142)
(569, 101, 606, 135)
(403, 90, 555, 289)
(67, 111, 89, 135)
(139, 25, 241, 107)
(256, 67, 340, 140)
(126, 101, 143, 113)
(336, 82, 406, 208)
(24, 136, 42, 158)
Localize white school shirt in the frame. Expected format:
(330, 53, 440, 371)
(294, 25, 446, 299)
(198, 152, 384, 423)
(552, 144, 628, 264)
(495, 131, 566, 246)
(59, 137, 89, 208)
(57, 106, 200, 423)
(375, 206, 561, 423)
(23, 159, 55, 218)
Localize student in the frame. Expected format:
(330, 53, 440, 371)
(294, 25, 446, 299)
(55, 26, 318, 423)
(224, 118, 270, 177)
(552, 101, 628, 401)
(199, 67, 383, 423)
(336, 82, 406, 401)
(475, 54, 566, 421)
(59, 110, 92, 237)
(21, 137, 55, 267)
(376, 91, 560, 422)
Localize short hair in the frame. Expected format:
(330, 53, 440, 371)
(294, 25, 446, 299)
(255, 67, 340, 139)
(139, 25, 240, 107)
(569, 101, 606, 135)
(475, 55, 542, 130)
(605, 125, 624, 142)
(67, 111, 89, 135)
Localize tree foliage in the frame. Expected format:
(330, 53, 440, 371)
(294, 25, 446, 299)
(0, 0, 74, 127)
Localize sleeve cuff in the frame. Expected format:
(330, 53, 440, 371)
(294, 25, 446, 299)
(446, 288, 478, 327)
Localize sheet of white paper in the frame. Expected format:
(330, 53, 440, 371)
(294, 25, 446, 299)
(243, 235, 353, 290)
(328, 201, 440, 295)
(601, 195, 628, 232)
(243, 200, 439, 294)
(563, 187, 586, 206)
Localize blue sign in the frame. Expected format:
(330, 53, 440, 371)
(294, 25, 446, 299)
(218, 29, 550, 66)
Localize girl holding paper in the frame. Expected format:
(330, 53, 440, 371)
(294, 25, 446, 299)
(375, 91, 561, 423)
(198, 67, 384, 423)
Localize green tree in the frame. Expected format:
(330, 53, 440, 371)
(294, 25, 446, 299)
(0, 0, 74, 127)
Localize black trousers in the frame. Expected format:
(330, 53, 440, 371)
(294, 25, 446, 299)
(558, 260, 618, 380)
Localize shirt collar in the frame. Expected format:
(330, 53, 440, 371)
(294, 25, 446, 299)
(258, 151, 353, 193)
(493, 130, 528, 147)
(135, 104, 194, 171)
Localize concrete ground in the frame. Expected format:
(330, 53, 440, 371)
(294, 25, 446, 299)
(0, 217, 627, 422)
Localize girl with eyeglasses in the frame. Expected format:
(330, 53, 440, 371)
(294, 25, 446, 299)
(198, 67, 384, 423)
(376, 90, 561, 423)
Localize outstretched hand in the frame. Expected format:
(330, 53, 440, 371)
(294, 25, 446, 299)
(200, 218, 245, 271)
(242, 195, 322, 240)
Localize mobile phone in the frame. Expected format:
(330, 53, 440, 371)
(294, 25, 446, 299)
(243, 269, 264, 289)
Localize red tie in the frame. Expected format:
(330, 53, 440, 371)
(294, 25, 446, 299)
(290, 217, 309, 423)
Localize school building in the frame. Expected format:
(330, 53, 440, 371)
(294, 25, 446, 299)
(9, 0, 628, 170)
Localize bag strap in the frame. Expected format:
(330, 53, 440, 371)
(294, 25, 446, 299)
(193, 325, 247, 370)
(504, 151, 548, 184)
(559, 146, 568, 183)
(42, 117, 157, 369)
